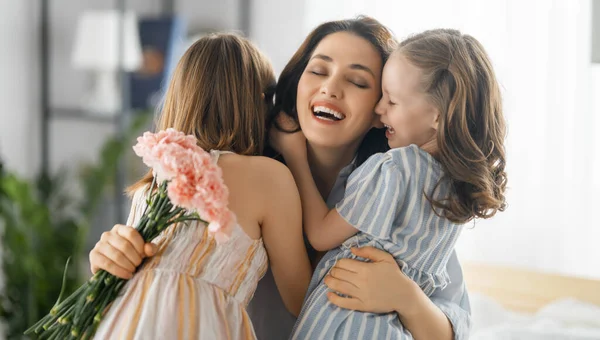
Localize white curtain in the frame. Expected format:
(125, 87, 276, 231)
(304, 0, 600, 279)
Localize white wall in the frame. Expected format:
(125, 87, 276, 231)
(0, 0, 40, 177)
(178, 0, 241, 33)
(249, 0, 307, 76)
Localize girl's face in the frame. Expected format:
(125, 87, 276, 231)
(375, 54, 439, 149)
(296, 32, 383, 150)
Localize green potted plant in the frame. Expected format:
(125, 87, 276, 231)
(0, 114, 149, 339)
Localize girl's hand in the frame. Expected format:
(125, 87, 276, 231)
(269, 112, 307, 162)
(324, 246, 421, 316)
(89, 224, 157, 279)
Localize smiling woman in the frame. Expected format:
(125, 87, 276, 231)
(295, 31, 384, 151)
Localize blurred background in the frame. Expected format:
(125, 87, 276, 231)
(0, 0, 598, 338)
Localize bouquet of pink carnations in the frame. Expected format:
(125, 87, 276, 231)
(25, 129, 235, 339)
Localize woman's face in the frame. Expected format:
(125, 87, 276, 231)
(296, 32, 383, 150)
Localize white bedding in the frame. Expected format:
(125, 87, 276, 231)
(470, 293, 600, 339)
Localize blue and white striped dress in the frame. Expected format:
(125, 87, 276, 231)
(291, 145, 463, 340)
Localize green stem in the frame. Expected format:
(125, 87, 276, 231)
(43, 304, 74, 330)
(49, 281, 88, 317)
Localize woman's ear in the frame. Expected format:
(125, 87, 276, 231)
(261, 93, 265, 100)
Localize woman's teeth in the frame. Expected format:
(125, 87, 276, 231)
(313, 106, 345, 121)
(384, 124, 395, 134)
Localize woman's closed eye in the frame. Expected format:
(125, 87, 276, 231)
(348, 78, 369, 89)
(351, 81, 369, 89)
(307, 68, 326, 76)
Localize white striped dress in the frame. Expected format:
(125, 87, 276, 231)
(291, 145, 463, 340)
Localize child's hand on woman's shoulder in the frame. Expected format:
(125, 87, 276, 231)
(89, 224, 158, 279)
(269, 112, 307, 162)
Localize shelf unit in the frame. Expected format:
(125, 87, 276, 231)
(39, 0, 176, 223)
(39, 0, 250, 223)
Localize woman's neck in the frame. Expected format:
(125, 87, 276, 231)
(306, 143, 358, 199)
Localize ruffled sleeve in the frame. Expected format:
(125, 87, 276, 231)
(335, 152, 404, 240)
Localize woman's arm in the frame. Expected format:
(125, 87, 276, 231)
(260, 160, 312, 317)
(325, 247, 468, 340)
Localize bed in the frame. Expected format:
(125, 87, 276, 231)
(463, 262, 600, 339)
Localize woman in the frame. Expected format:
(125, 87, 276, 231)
(247, 17, 471, 340)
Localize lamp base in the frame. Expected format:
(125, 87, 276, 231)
(81, 71, 121, 116)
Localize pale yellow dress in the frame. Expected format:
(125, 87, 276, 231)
(94, 151, 268, 339)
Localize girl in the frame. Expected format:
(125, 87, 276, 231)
(272, 28, 507, 339)
(90, 33, 312, 339)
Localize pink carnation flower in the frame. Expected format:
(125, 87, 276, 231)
(133, 129, 235, 243)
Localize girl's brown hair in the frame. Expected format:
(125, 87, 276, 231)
(267, 16, 396, 165)
(398, 29, 507, 223)
(129, 33, 276, 193)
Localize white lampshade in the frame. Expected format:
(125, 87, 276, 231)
(72, 10, 142, 71)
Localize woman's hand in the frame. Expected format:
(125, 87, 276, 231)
(324, 246, 421, 316)
(89, 224, 157, 279)
(325, 247, 455, 340)
(269, 112, 307, 162)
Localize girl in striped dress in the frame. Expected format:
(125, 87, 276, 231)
(89, 33, 312, 339)
(272, 29, 507, 339)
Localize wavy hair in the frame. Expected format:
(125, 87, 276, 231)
(398, 29, 507, 223)
(129, 33, 276, 193)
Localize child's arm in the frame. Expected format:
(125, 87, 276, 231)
(260, 159, 312, 317)
(285, 155, 359, 251)
(269, 119, 358, 251)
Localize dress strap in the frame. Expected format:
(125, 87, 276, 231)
(210, 149, 234, 162)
